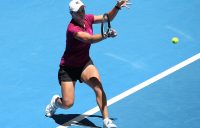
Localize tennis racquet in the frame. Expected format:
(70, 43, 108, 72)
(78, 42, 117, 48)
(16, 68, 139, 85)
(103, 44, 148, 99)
(101, 13, 111, 38)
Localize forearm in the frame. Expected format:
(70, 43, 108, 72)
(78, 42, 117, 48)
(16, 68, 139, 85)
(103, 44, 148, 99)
(108, 3, 121, 21)
(89, 34, 106, 44)
(75, 32, 106, 44)
(75, 31, 108, 44)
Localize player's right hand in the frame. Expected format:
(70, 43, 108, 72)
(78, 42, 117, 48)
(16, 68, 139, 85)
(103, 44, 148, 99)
(117, 0, 132, 9)
(107, 28, 117, 38)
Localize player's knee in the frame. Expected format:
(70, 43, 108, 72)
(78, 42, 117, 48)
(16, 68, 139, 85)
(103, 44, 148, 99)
(62, 100, 74, 109)
(94, 86, 105, 96)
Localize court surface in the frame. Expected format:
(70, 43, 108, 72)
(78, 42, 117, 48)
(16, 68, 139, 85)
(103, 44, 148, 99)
(0, 0, 200, 128)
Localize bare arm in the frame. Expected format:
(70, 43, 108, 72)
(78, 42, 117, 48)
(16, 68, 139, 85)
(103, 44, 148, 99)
(74, 1, 131, 43)
(74, 31, 106, 44)
(93, 0, 130, 24)
(93, 6, 120, 24)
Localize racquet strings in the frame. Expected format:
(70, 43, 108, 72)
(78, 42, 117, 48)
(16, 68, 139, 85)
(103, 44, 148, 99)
(103, 15, 109, 34)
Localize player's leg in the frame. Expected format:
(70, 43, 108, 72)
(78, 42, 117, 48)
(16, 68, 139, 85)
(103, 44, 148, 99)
(57, 81, 76, 109)
(81, 64, 117, 127)
(81, 64, 108, 118)
(45, 66, 77, 117)
(45, 81, 76, 117)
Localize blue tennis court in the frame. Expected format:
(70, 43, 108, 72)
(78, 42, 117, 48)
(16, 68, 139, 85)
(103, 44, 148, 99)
(0, 0, 200, 128)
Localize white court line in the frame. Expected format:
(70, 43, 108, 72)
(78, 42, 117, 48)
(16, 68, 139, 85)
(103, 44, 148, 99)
(57, 53, 200, 128)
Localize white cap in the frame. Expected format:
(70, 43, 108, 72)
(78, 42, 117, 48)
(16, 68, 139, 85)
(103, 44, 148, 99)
(69, 0, 84, 12)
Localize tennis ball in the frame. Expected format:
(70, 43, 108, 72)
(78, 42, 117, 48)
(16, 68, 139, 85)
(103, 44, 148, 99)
(172, 37, 179, 44)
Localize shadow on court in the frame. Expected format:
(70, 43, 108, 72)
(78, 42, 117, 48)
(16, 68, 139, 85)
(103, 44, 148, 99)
(51, 114, 111, 127)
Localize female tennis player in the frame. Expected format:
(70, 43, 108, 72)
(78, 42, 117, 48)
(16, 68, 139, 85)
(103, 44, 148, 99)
(45, 0, 131, 127)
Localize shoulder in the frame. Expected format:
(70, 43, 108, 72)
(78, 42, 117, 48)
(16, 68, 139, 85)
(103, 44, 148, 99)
(67, 21, 82, 35)
(85, 14, 94, 24)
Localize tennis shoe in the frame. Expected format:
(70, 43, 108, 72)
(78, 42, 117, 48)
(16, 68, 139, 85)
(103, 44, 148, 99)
(45, 94, 60, 117)
(103, 118, 117, 128)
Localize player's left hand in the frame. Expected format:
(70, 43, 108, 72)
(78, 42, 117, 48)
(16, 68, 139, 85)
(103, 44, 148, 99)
(117, 0, 132, 9)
